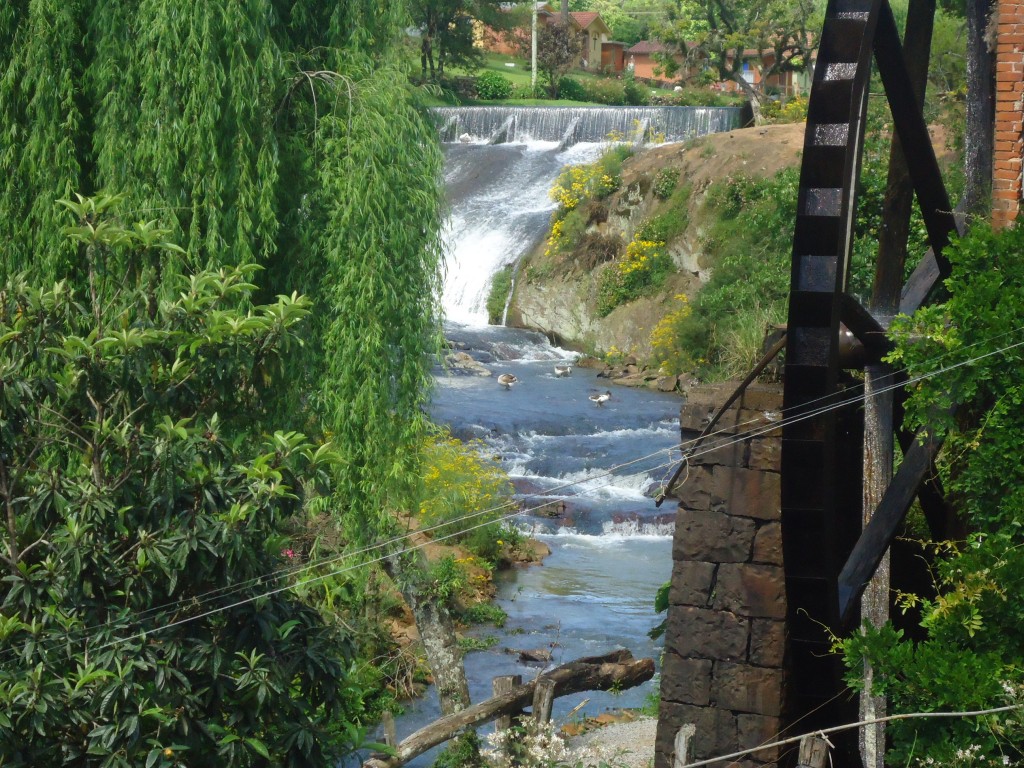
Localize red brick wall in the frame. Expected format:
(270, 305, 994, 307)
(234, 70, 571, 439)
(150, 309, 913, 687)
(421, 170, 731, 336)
(993, 0, 1024, 228)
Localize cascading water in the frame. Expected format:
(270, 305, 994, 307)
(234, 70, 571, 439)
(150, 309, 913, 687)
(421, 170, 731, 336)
(395, 108, 736, 761)
(439, 105, 742, 324)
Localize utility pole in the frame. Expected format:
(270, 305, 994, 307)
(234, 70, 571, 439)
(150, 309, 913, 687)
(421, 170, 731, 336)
(531, 1, 538, 93)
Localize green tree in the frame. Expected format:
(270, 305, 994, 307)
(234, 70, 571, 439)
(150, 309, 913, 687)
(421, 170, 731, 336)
(409, 0, 510, 81)
(575, 0, 665, 45)
(654, 0, 819, 123)
(0, 204, 370, 766)
(843, 222, 1024, 765)
(1, 0, 471, 735)
(535, 20, 584, 98)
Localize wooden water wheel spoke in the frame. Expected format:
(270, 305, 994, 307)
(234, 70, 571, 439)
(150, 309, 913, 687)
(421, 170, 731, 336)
(872, 1, 959, 257)
(781, 0, 963, 750)
(836, 427, 943, 621)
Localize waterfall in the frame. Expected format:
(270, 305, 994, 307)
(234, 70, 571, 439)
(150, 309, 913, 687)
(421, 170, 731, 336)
(439, 106, 743, 326)
(432, 105, 744, 146)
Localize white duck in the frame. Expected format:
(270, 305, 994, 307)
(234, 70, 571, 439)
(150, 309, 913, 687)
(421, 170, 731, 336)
(497, 373, 519, 390)
(588, 390, 612, 407)
(553, 364, 572, 378)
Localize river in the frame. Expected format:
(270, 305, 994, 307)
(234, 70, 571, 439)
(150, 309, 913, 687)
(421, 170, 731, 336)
(392, 109, 740, 763)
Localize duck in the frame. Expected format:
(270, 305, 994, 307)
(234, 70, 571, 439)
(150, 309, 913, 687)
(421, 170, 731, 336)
(553, 364, 572, 378)
(588, 390, 612, 407)
(497, 373, 518, 390)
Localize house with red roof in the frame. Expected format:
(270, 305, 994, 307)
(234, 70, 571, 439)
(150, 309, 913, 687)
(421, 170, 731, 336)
(625, 38, 814, 94)
(481, 3, 616, 72)
(566, 10, 612, 71)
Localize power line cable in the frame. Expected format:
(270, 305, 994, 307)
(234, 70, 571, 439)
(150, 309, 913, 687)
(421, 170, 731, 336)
(676, 705, 1024, 768)
(6, 327, 1024, 660)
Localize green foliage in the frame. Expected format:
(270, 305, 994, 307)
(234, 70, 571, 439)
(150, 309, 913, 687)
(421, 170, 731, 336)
(418, 431, 517, 565)
(308, 64, 446, 541)
(623, 72, 650, 106)
(434, 730, 483, 768)
(459, 603, 508, 628)
(476, 70, 515, 100)
(457, 634, 500, 652)
(411, 0, 509, 81)
(654, 168, 796, 378)
(536, 22, 583, 98)
(841, 222, 1024, 764)
(580, 0, 663, 44)
(761, 96, 808, 124)
(653, 0, 818, 117)
(650, 86, 745, 107)
(558, 76, 589, 102)
(487, 265, 514, 324)
(653, 169, 679, 200)
(549, 144, 632, 224)
(0, 210, 367, 766)
(596, 236, 673, 316)
(581, 77, 627, 105)
(648, 581, 671, 640)
(1, 2, 453, 755)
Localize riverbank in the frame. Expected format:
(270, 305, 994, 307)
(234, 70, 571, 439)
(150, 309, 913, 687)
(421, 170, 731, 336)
(570, 715, 657, 768)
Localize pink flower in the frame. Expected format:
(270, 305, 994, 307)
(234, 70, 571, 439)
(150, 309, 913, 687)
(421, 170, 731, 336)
(282, 548, 296, 559)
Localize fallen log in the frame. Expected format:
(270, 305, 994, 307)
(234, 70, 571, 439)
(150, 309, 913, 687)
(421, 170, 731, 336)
(363, 649, 655, 768)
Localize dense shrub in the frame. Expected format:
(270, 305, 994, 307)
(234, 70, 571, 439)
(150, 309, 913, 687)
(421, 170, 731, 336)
(653, 168, 679, 199)
(476, 70, 513, 100)
(418, 431, 517, 566)
(651, 168, 797, 377)
(623, 72, 649, 106)
(650, 87, 744, 107)
(557, 76, 588, 102)
(841, 222, 1024, 765)
(582, 77, 626, 105)
(486, 265, 513, 323)
(596, 236, 672, 315)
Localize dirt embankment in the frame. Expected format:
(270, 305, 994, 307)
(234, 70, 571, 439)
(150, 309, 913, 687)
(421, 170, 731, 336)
(506, 120, 952, 372)
(506, 123, 805, 367)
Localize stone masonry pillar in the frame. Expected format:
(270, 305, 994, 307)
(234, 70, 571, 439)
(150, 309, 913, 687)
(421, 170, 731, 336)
(992, 0, 1024, 228)
(655, 383, 785, 768)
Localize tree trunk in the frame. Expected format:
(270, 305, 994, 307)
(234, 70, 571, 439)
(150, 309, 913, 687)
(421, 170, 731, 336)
(384, 552, 470, 718)
(962, 0, 994, 215)
(734, 76, 763, 124)
(402, 579, 470, 716)
(560, 0, 568, 24)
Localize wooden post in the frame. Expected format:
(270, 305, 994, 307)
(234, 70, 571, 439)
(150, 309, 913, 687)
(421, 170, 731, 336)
(382, 712, 397, 748)
(673, 723, 695, 768)
(493, 675, 523, 732)
(532, 678, 556, 724)
(797, 735, 830, 768)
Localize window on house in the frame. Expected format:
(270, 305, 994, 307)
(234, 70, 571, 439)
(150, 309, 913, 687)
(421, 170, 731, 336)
(742, 60, 755, 83)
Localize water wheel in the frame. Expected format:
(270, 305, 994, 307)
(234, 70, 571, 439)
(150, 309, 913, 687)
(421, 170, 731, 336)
(780, 0, 960, 755)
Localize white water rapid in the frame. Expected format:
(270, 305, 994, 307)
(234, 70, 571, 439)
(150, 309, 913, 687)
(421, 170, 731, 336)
(394, 108, 740, 762)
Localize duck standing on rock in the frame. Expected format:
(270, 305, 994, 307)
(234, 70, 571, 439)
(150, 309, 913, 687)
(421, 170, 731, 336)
(588, 390, 611, 407)
(497, 373, 518, 390)
(554, 364, 572, 377)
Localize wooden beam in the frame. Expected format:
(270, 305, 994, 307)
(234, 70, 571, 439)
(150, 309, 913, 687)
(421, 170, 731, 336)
(873, 2, 959, 268)
(363, 650, 655, 768)
(837, 428, 943, 623)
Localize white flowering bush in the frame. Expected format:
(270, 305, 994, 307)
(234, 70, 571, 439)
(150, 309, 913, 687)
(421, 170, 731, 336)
(484, 718, 582, 768)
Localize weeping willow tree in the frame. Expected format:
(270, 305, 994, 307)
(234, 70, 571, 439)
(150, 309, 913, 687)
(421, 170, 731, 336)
(1, 0, 469, 748)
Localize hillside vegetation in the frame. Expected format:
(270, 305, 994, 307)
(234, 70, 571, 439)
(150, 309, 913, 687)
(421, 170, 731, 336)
(507, 117, 953, 383)
(506, 122, 804, 381)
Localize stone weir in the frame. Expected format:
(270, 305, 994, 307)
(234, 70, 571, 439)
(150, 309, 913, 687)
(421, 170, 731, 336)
(430, 105, 748, 147)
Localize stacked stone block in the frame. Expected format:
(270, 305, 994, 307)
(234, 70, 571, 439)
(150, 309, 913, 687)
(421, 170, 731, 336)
(993, 0, 1024, 229)
(655, 383, 785, 768)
